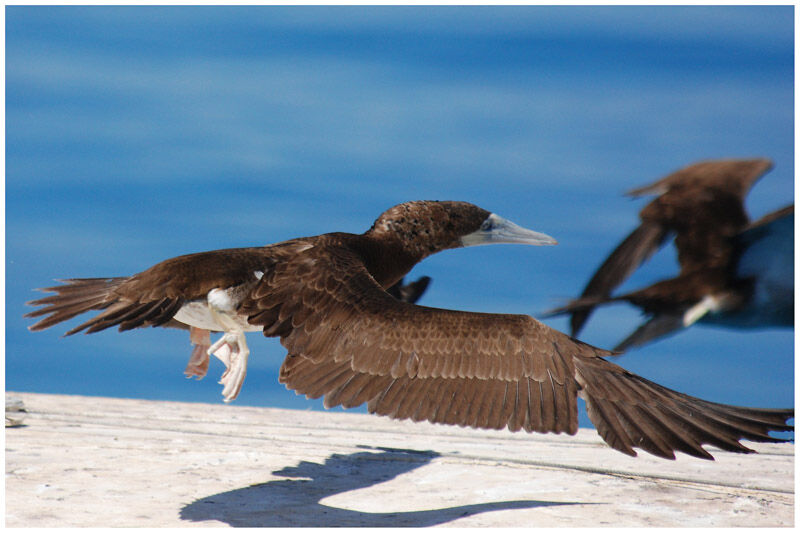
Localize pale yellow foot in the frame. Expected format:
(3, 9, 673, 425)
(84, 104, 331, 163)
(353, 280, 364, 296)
(207, 331, 250, 403)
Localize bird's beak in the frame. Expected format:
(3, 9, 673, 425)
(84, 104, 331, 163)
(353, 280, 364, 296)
(460, 213, 558, 247)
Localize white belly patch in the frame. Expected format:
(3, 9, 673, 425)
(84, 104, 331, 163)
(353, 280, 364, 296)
(173, 287, 262, 333)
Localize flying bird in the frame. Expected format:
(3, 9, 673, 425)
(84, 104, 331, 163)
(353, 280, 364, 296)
(26, 200, 792, 460)
(545, 159, 794, 351)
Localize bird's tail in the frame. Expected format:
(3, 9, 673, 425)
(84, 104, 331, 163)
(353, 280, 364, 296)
(26, 278, 127, 333)
(26, 278, 185, 336)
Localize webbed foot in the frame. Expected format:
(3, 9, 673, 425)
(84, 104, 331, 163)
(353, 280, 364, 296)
(184, 327, 211, 379)
(208, 331, 250, 402)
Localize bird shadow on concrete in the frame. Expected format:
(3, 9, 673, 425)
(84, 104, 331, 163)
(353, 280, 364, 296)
(180, 445, 576, 527)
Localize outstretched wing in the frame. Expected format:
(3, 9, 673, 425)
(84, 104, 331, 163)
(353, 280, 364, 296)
(242, 244, 792, 459)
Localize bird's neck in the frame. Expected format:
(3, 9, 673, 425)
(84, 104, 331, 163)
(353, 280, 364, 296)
(352, 233, 427, 289)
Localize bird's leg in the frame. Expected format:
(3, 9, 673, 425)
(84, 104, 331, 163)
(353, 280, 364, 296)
(203, 293, 252, 403)
(184, 327, 211, 379)
(207, 330, 250, 403)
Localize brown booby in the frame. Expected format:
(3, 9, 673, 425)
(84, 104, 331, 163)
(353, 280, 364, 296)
(26, 200, 792, 460)
(546, 159, 794, 351)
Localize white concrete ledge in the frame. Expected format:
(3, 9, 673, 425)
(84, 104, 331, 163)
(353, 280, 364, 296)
(5, 391, 793, 527)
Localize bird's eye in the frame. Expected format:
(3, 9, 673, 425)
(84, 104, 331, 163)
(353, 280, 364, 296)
(481, 219, 494, 231)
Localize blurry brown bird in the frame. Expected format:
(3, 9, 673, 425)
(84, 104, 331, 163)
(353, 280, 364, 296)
(26, 200, 792, 460)
(546, 159, 793, 351)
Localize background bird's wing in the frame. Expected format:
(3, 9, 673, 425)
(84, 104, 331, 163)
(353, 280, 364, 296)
(242, 244, 792, 459)
(732, 204, 794, 320)
(635, 160, 773, 272)
(734, 204, 794, 284)
(612, 314, 685, 352)
(553, 220, 669, 336)
(625, 158, 771, 200)
(735, 204, 794, 251)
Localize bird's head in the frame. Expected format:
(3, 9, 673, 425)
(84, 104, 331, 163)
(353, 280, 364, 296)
(367, 200, 557, 261)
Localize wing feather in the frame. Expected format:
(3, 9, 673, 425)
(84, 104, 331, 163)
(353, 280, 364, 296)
(566, 221, 669, 335)
(254, 243, 790, 459)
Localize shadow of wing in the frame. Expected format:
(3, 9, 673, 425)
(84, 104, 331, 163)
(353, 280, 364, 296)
(180, 447, 578, 527)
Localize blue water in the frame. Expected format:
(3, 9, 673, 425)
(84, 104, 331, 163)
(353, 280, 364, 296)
(6, 6, 794, 430)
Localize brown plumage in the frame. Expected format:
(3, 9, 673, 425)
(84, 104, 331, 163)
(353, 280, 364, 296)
(386, 276, 431, 304)
(25, 200, 792, 460)
(546, 159, 793, 350)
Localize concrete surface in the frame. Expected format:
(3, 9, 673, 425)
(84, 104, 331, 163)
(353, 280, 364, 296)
(5, 391, 794, 527)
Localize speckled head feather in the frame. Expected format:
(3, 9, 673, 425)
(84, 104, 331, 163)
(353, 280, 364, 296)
(367, 201, 490, 258)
